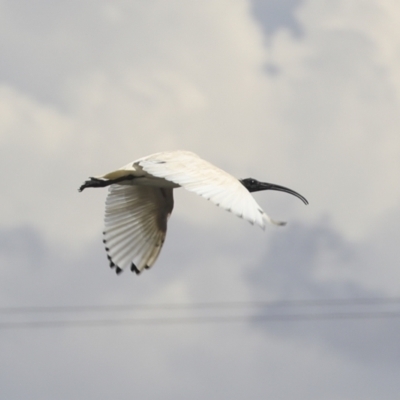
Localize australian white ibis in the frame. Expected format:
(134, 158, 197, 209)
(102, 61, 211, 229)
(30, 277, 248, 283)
(79, 150, 308, 275)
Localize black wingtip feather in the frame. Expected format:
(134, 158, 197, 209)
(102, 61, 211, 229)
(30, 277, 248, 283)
(107, 254, 123, 275)
(106, 253, 116, 269)
(131, 262, 141, 275)
(103, 234, 140, 276)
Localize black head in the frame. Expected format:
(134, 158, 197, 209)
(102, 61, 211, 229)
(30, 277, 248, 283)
(240, 178, 309, 205)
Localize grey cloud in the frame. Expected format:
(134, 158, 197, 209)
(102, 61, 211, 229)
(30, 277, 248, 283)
(1, 216, 400, 399)
(250, 0, 303, 37)
(248, 220, 367, 299)
(247, 219, 400, 366)
(0, 221, 275, 400)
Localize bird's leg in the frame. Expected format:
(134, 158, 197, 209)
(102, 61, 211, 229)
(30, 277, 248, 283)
(78, 177, 112, 192)
(78, 175, 136, 192)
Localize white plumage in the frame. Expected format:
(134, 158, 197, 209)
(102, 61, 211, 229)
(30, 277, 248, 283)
(79, 150, 308, 275)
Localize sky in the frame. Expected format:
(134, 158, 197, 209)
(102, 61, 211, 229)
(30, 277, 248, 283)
(1, 0, 400, 399)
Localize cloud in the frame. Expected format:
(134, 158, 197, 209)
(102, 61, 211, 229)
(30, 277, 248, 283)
(1, 0, 400, 399)
(1, 0, 282, 248)
(2, 0, 399, 249)
(0, 223, 278, 400)
(247, 216, 400, 367)
(1, 216, 400, 399)
(251, 0, 304, 37)
(260, 0, 400, 238)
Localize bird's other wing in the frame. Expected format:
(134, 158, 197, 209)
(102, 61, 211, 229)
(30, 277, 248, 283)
(103, 184, 173, 274)
(138, 151, 281, 229)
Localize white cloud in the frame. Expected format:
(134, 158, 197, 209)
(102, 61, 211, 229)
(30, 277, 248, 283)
(0, 0, 288, 249)
(263, 0, 400, 238)
(1, 0, 399, 248)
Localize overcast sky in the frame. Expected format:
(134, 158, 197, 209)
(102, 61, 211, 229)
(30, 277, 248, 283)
(1, 0, 400, 399)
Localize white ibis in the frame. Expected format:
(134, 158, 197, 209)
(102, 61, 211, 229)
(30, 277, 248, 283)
(79, 150, 308, 275)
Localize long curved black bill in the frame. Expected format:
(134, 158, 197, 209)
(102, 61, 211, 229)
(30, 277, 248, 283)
(256, 182, 309, 205)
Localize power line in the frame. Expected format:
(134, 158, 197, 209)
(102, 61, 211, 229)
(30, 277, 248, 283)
(1, 297, 400, 314)
(2, 297, 400, 330)
(1, 311, 400, 329)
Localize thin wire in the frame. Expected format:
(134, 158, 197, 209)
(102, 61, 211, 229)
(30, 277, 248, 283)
(1, 311, 400, 329)
(1, 297, 400, 314)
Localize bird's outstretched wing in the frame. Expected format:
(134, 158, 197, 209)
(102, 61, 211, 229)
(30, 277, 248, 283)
(137, 151, 282, 228)
(103, 184, 173, 274)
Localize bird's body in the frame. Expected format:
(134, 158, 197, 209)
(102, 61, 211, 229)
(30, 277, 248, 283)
(79, 150, 308, 275)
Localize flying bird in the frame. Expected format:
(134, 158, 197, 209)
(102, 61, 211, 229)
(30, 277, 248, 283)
(79, 150, 308, 275)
